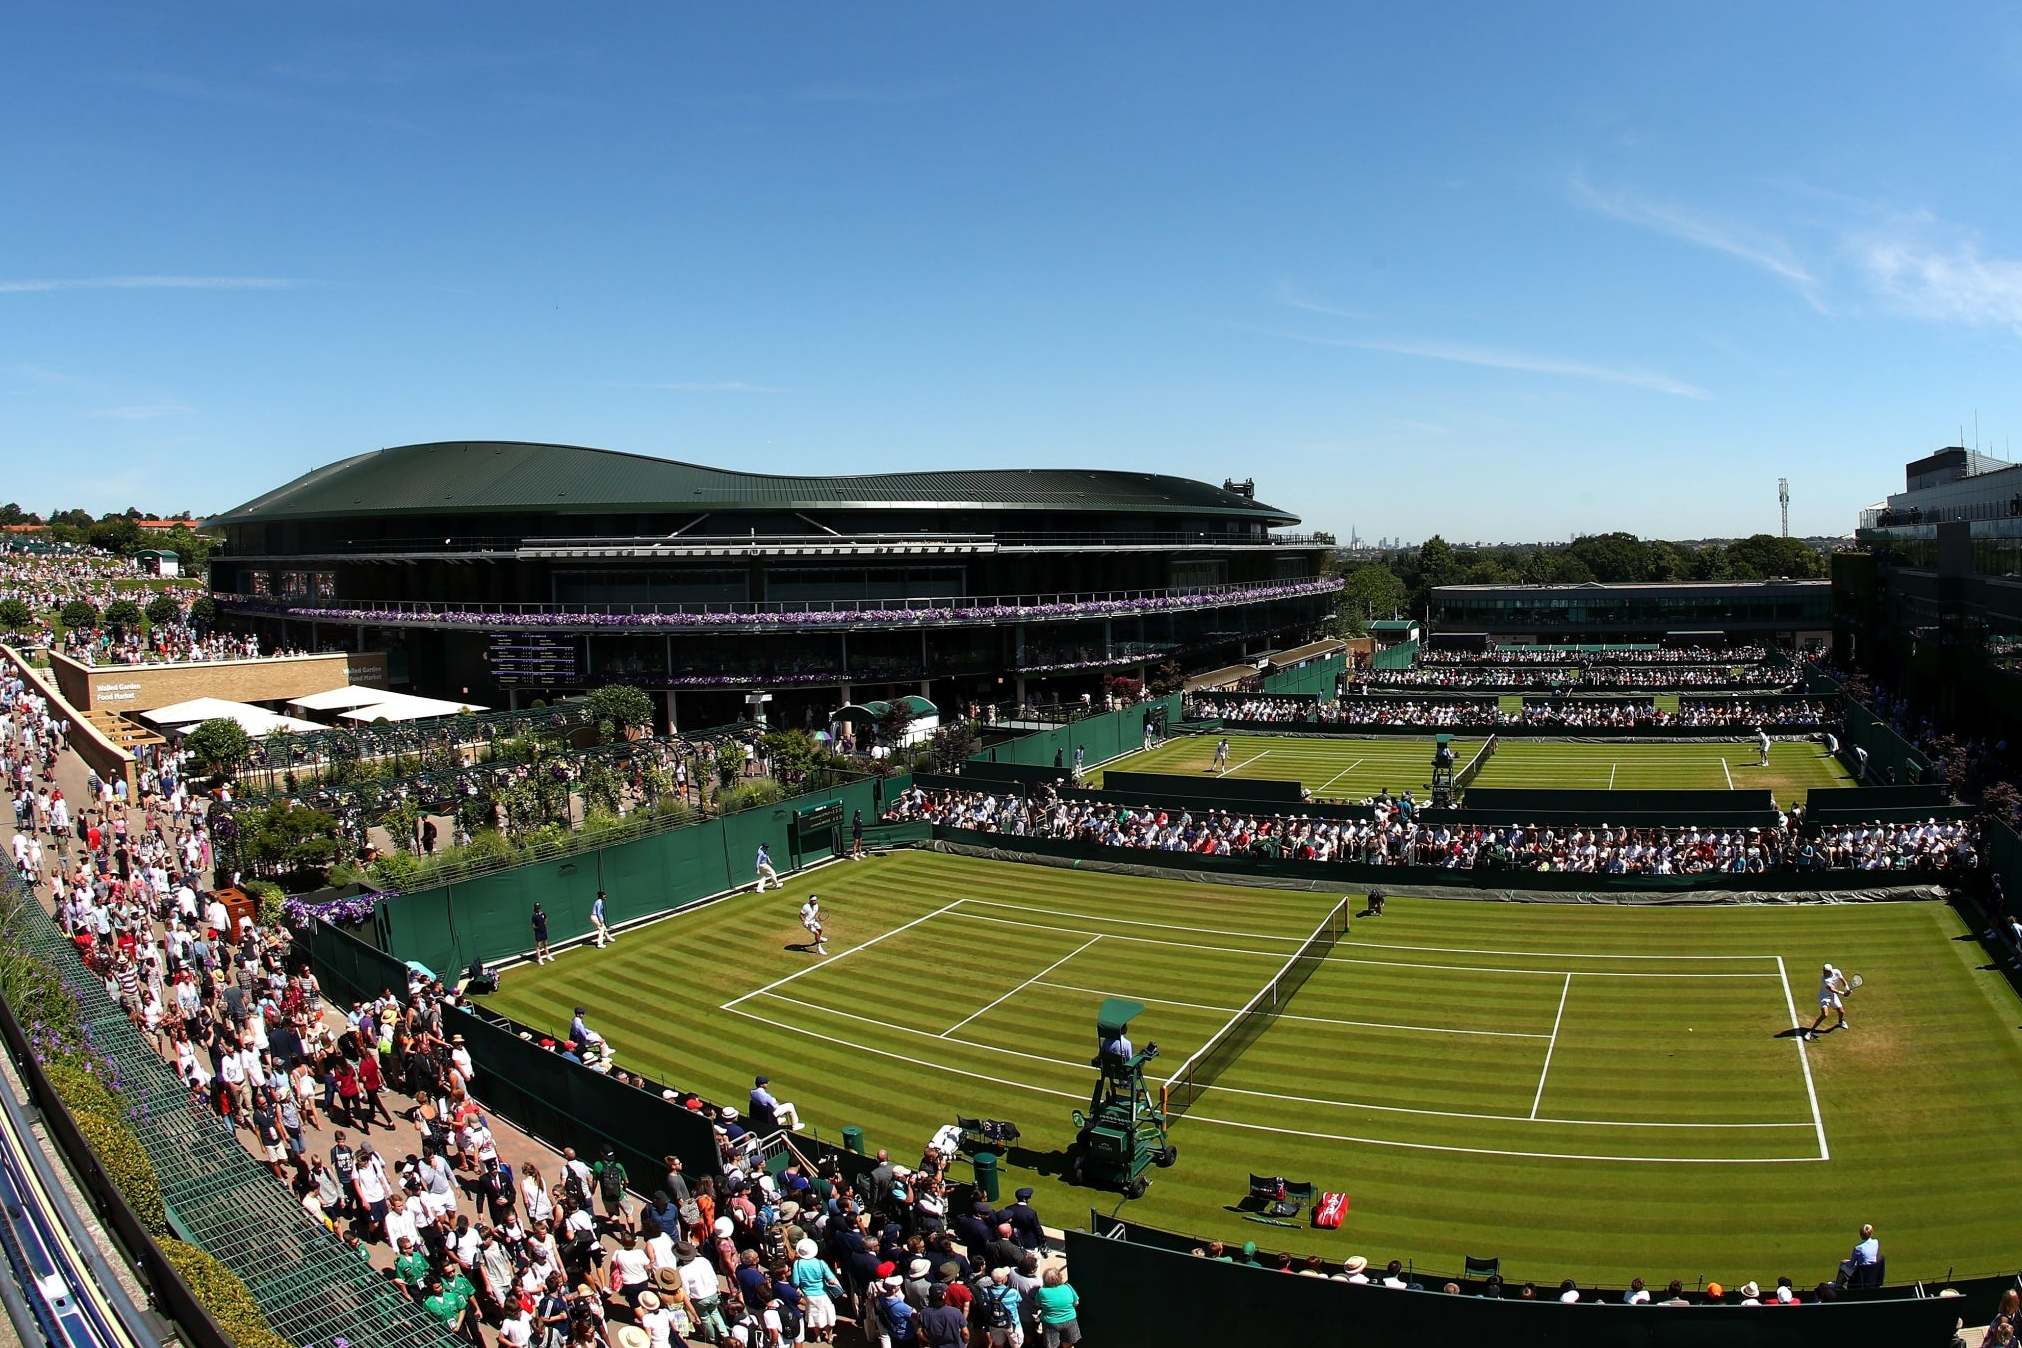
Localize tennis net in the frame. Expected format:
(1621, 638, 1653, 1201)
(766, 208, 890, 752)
(1159, 897, 1351, 1119)
(1454, 733, 1500, 793)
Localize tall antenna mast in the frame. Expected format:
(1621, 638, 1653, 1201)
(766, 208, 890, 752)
(1778, 478, 1790, 538)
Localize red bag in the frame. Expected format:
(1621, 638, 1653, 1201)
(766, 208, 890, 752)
(1313, 1192, 1349, 1229)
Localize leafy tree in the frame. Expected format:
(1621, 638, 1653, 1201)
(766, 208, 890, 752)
(877, 700, 916, 747)
(587, 684, 655, 740)
(0, 598, 30, 631)
(144, 593, 182, 627)
(87, 516, 143, 556)
(1340, 563, 1408, 623)
(161, 527, 217, 571)
(101, 598, 142, 632)
(183, 718, 252, 777)
(188, 594, 217, 631)
(0, 503, 28, 526)
(1566, 532, 1653, 583)
(242, 802, 340, 881)
(58, 599, 98, 632)
(1722, 533, 1826, 580)
(762, 729, 835, 790)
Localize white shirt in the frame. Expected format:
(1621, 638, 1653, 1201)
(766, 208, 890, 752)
(680, 1255, 720, 1301)
(384, 1205, 420, 1248)
(611, 1246, 651, 1288)
(1817, 967, 1842, 1000)
(800, 900, 820, 930)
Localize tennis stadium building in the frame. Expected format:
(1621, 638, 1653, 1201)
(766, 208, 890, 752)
(1427, 579, 1832, 647)
(203, 441, 1338, 726)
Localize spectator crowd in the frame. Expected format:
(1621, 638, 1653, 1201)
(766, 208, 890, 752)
(1186, 694, 1837, 732)
(885, 784, 1982, 876)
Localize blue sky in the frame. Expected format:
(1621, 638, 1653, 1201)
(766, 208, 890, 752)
(8, 4, 2022, 541)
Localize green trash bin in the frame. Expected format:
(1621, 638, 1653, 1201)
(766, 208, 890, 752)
(973, 1151, 1000, 1203)
(841, 1126, 864, 1154)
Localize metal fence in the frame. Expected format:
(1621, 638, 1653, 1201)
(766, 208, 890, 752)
(4, 882, 464, 1348)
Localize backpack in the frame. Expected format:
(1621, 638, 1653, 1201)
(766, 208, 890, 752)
(981, 1285, 1014, 1329)
(773, 1299, 802, 1340)
(563, 1166, 591, 1209)
(597, 1161, 626, 1201)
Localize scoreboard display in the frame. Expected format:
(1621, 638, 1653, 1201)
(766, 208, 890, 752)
(795, 801, 844, 833)
(486, 633, 582, 686)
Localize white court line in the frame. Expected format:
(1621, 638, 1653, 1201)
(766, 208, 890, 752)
(952, 897, 1780, 961)
(1312, 759, 1365, 795)
(944, 908, 1785, 978)
(720, 899, 965, 1010)
(723, 1004, 1825, 1163)
(1608, 762, 1617, 790)
(940, 934, 1103, 1039)
(1224, 749, 1272, 775)
(1031, 980, 1551, 1039)
(1776, 955, 1831, 1160)
(1531, 973, 1573, 1119)
(1723, 756, 1735, 790)
(749, 994, 1809, 1130)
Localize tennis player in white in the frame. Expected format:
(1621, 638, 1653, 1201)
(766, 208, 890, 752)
(1804, 962, 1851, 1040)
(1212, 738, 1230, 774)
(1756, 727, 1772, 768)
(799, 895, 828, 955)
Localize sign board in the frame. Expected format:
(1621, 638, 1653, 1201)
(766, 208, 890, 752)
(486, 633, 582, 686)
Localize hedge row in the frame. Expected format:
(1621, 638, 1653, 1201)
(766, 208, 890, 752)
(157, 1239, 294, 1348)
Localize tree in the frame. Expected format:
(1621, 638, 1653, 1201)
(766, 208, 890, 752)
(144, 593, 181, 628)
(587, 684, 655, 741)
(161, 527, 217, 571)
(0, 598, 29, 632)
(87, 516, 143, 556)
(761, 729, 836, 789)
(241, 802, 340, 882)
(101, 598, 142, 633)
(1566, 532, 1653, 583)
(1722, 534, 1826, 580)
(58, 599, 98, 632)
(1340, 563, 1408, 623)
(183, 718, 253, 777)
(188, 595, 217, 631)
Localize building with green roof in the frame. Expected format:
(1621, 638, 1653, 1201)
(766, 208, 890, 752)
(206, 441, 1337, 725)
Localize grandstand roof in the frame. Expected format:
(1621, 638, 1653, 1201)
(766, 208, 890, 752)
(206, 441, 1298, 527)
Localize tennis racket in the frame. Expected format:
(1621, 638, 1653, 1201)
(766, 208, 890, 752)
(1845, 973, 1864, 993)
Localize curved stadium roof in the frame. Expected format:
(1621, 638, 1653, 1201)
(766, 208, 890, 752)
(207, 441, 1297, 527)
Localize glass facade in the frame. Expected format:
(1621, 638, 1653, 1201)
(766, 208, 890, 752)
(1431, 584, 1831, 635)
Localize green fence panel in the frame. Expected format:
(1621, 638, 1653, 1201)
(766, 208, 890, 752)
(381, 884, 458, 981)
(599, 816, 732, 924)
(1990, 818, 2022, 916)
(1065, 1228, 1960, 1348)
(1368, 641, 1418, 672)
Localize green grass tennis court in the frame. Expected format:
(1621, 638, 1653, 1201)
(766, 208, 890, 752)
(478, 849, 2022, 1287)
(1092, 733, 1852, 807)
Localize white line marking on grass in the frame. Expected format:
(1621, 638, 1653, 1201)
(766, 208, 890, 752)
(1608, 762, 1617, 790)
(943, 908, 1784, 978)
(1224, 748, 1273, 775)
(746, 996, 1809, 1133)
(1723, 756, 1735, 790)
(1312, 759, 1365, 796)
(952, 898, 1779, 960)
(736, 1006, 1827, 1164)
(940, 934, 1103, 1038)
(1530, 973, 1573, 1119)
(1030, 980, 1551, 1038)
(720, 899, 966, 1010)
(1776, 955, 1831, 1160)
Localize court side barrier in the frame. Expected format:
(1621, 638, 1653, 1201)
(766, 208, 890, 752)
(926, 830, 1940, 905)
(1803, 786, 1975, 826)
(906, 770, 1380, 821)
(298, 914, 727, 1182)
(369, 774, 903, 977)
(1261, 650, 1349, 694)
(1065, 1224, 1968, 1348)
(967, 694, 1181, 770)
(1456, 787, 1780, 827)
(1800, 665, 1933, 785)
(0, 644, 137, 799)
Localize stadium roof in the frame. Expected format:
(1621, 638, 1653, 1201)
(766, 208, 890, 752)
(206, 441, 1298, 527)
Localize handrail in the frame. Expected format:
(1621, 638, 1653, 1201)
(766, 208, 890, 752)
(219, 530, 1331, 557)
(213, 576, 1343, 629)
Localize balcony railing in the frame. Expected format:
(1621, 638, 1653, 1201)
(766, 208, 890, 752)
(221, 530, 1336, 559)
(215, 575, 1343, 632)
(1862, 495, 2022, 530)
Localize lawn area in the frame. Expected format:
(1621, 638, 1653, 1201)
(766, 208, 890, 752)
(478, 848, 2022, 1287)
(1093, 733, 1850, 808)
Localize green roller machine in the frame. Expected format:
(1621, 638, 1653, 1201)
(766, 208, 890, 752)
(1068, 998, 1176, 1197)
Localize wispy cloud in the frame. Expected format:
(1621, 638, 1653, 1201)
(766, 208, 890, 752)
(1254, 327, 1710, 399)
(1569, 172, 1823, 309)
(89, 403, 196, 420)
(1852, 230, 2022, 331)
(614, 380, 788, 395)
(1274, 282, 1369, 322)
(0, 276, 300, 294)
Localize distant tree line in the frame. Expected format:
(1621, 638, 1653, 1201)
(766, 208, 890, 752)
(0, 502, 216, 570)
(1326, 531, 1831, 634)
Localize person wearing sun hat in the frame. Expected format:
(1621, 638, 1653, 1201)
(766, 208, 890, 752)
(1737, 1280, 1763, 1304)
(1341, 1255, 1371, 1284)
(790, 1237, 842, 1341)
